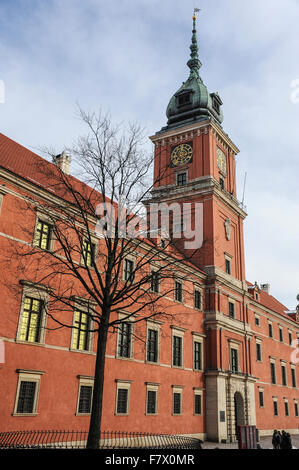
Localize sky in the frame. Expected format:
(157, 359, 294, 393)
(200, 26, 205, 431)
(0, 0, 299, 308)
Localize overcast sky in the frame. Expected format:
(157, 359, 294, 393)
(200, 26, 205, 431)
(0, 0, 299, 309)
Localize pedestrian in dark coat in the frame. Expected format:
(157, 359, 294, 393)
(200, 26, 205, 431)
(272, 430, 281, 449)
(280, 430, 290, 449)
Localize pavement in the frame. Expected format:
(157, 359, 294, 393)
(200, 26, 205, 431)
(201, 434, 299, 449)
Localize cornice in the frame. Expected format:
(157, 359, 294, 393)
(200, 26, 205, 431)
(149, 119, 240, 155)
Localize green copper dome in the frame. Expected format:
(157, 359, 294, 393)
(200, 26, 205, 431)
(160, 14, 223, 133)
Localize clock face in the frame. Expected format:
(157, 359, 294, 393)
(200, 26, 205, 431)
(217, 147, 227, 174)
(171, 143, 193, 167)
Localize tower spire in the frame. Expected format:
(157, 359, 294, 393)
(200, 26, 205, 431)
(187, 9, 202, 78)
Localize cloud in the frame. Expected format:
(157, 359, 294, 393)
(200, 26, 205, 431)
(0, 0, 298, 307)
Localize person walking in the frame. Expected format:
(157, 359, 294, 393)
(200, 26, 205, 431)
(272, 430, 281, 449)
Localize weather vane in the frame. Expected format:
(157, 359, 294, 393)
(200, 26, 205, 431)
(193, 7, 201, 19)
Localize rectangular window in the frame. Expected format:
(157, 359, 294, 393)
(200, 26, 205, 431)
(78, 385, 93, 414)
(150, 271, 160, 293)
(225, 259, 231, 275)
(124, 259, 134, 282)
(291, 368, 297, 388)
(194, 394, 202, 415)
(255, 316, 260, 327)
(19, 297, 43, 343)
(228, 302, 235, 319)
(273, 400, 278, 416)
(295, 402, 298, 417)
(116, 388, 129, 414)
(279, 327, 283, 342)
(268, 323, 273, 338)
(173, 336, 183, 367)
(219, 177, 225, 190)
(72, 310, 91, 351)
(270, 362, 276, 384)
(146, 390, 157, 415)
(285, 401, 289, 417)
(16, 381, 37, 414)
(230, 348, 238, 373)
(82, 240, 95, 267)
(194, 290, 202, 310)
(256, 342, 262, 362)
(194, 341, 202, 371)
(147, 329, 158, 363)
(259, 390, 264, 407)
(177, 172, 187, 186)
(281, 365, 287, 386)
(34, 219, 52, 250)
(174, 281, 183, 303)
(173, 392, 182, 415)
(289, 332, 293, 346)
(117, 322, 132, 358)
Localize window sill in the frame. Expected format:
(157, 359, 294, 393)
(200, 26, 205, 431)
(12, 413, 38, 417)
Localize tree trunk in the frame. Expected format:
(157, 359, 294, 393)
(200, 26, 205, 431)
(86, 320, 109, 449)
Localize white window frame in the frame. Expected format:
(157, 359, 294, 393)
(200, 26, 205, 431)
(171, 327, 185, 369)
(33, 212, 55, 251)
(194, 286, 203, 310)
(256, 338, 263, 362)
(70, 299, 94, 352)
(80, 236, 98, 268)
(229, 340, 240, 373)
(172, 386, 183, 416)
(17, 282, 49, 345)
(193, 388, 203, 416)
(174, 279, 184, 303)
(146, 320, 161, 364)
(192, 333, 204, 371)
(123, 256, 136, 283)
(280, 360, 288, 387)
(116, 312, 134, 360)
(76, 375, 94, 416)
(115, 380, 132, 416)
(13, 369, 44, 416)
(145, 383, 159, 416)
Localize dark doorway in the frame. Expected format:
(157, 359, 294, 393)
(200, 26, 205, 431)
(234, 392, 245, 436)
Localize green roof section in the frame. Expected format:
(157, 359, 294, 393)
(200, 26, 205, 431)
(159, 12, 224, 134)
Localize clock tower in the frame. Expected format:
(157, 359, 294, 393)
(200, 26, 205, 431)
(148, 12, 247, 285)
(147, 12, 257, 443)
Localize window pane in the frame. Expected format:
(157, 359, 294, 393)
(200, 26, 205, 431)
(72, 310, 90, 351)
(78, 385, 92, 414)
(194, 395, 201, 415)
(124, 259, 134, 282)
(17, 381, 36, 413)
(34, 220, 51, 250)
(118, 323, 131, 358)
(194, 290, 201, 309)
(147, 329, 158, 363)
(147, 390, 157, 414)
(151, 271, 160, 293)
(173, 393, 181, 414)
(173, 336, 182, 367)
(117, 389, 128, 414)
(231, 349, 238, 373)
(19, 297, 42, 343)
(175, 282, 182, 302)
(194, 341, 202, 370)
(259, 391, 264, 407)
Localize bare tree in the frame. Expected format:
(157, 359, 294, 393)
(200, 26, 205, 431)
(3, 109, 200, 448)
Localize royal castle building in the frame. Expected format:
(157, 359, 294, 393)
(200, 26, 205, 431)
(0, 14, 298, 443)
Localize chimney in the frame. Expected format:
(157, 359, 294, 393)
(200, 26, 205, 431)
(260, 283, 270, 295)
(55, 151, 71, 175)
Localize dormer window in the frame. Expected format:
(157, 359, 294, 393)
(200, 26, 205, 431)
(213, 99, 220, 113)
(177, 91, 192, 107)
